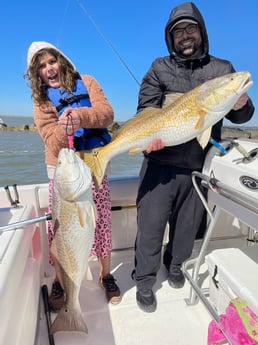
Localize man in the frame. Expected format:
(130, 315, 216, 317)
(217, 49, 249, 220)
(133, 1, 254, 313)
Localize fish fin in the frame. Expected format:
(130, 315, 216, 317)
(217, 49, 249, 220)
(86, 202, 97, 227)
(51, 308, 88, 334)
(84, 266, 93, 280)
(163, 92, 184, 107)
(129, 147, 144, 154)
(77, 202, 96, 229)
(121, 107, 161, 127)
(50, 238, 57, 259)
(111, 106, 163, 145)
(91, 203, 97, 225)
(127, 95, 182, 123)
(77, 203, 86, 228)
(197, 127, 212, 149)
(194, 115, 205, 129)
(77, 148, 108, 190)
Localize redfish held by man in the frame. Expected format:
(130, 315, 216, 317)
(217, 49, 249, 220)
(50, 148, 96, 333)
(78, 71, 253, 188)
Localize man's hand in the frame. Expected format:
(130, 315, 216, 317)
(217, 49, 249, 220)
(233, 93, 248, 110)
(145, 138, 165, 153)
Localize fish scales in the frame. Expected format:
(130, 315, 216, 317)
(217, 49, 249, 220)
(77, 71, 253, 188)
(50, 148, 96, 334)
(53, 201, 91, 281)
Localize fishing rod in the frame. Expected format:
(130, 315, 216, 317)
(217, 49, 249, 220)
(76, 0, 140, 86)
(0, 213, 52, 234)
(111, 204, 136, 211)
(74, 1, 233, 160)
(41, 285, 55, 345)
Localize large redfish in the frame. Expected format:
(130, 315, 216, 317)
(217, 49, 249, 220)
(50, 148, 96, 333)
(78, 71, 253, 188)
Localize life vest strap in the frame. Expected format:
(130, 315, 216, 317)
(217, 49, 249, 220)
(74, 128, 111, 150)
(56, 94, 90, 112)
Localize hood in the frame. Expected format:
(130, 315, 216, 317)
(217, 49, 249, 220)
(165, 2, 209, 60)
(27, 41, 76, 70)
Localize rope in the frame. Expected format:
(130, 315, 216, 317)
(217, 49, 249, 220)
(65, 114, 75, 149)
(76, 0, 140, 86)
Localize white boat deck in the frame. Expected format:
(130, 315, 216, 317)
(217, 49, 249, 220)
(35, 236, 249, 345)
(38, 249, 211, 345)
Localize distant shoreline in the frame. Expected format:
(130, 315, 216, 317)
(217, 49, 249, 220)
(221, 126, 258, 139)
(0, 117, 257, 139)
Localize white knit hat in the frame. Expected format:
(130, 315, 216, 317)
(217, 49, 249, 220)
(27, 41, 76, 70)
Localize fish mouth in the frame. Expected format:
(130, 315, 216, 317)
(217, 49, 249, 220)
(238, 72, 253, 95)
(55, 148, 92, 201)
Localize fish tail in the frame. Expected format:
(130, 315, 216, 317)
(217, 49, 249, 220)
(51, 308, 88, 334)
(77, 148, 109, 189)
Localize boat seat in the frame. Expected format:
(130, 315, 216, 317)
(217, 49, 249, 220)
(36, 185, 49, 210)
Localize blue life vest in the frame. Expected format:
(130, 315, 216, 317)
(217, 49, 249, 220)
(47, 78, 111, 150)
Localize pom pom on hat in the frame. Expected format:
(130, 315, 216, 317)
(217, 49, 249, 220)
(27, 41, 76, 70)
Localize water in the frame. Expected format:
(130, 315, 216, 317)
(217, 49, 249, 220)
(0, 115, 143, 187)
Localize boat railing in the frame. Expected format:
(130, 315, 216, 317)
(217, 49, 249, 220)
(182, 171, 258, 342)
(0, 213, 51, 234)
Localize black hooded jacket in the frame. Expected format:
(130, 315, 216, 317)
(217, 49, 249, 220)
(137, 2, 254, 170)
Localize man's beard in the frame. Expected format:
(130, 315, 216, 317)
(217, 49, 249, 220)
(175, 39, 202, 59)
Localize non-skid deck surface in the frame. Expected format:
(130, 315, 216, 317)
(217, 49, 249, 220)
(37, 247, 212, 345)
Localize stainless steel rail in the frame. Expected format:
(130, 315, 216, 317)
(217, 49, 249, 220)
(182, 172, 258, 343)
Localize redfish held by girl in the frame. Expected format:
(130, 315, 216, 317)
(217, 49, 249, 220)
(78, 71, 253, 188)
(50, 148, 96, 333)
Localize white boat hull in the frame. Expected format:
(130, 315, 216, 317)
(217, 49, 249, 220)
(203, 138, 258, 239)
(0, 138, 257, 345)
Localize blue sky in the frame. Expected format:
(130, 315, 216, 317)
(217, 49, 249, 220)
(0, 0, 257, 126)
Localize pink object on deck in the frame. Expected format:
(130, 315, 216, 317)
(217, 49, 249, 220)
(207, 298, 258, 345)
(207, 320, 226, 345)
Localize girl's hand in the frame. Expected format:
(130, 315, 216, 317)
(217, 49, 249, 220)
(58, 108, 81, 134)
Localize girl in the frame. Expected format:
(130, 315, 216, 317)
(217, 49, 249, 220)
(25, 41, 121, 311)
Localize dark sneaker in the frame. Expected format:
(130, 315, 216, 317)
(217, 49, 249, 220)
(48, 280, 65, 312)
(168, 264, 185, 289)
(136, 289, 157, 313)
(99, 274, 121, 305)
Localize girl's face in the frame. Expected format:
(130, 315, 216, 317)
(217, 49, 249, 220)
(38, 52, 60, 88)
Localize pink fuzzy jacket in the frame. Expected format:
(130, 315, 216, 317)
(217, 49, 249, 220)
(33, 75, 114, 166)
